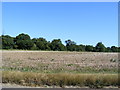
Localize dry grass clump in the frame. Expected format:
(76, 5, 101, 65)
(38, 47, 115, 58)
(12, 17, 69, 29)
(2, 71, 118, 88)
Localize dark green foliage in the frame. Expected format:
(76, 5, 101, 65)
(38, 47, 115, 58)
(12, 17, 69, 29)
(73, 45, 82, 51)
(31, 44, 38, 50)
(111, 46, 118, 52)
(16, 40, 34, 50)
(66, 44, 77, 51)
(50, 39, 66, 51)
(65, 39, 76, 51)
(65, 39, 76, 46)
(15, 33, 30, 41)
(15, 33, 34, 49)
(32, 38, 38, 44)
(1, 35, 14, 49)
(36, 38, 51, 50)
(0, 33, 119, 52)
(85, 45, 94, 52)
(95, 42, 106, 52)
(118, 47, 120, 52)
(105, 47, 112, 52)
(79, 44, 86, 51)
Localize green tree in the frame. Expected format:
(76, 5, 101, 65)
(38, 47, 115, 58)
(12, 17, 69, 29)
(50, 39, 66, 51)
(32, 38, 38, 44)
(15, 33, 34, 49)
(15, 33, 30, 41)
(2, 35, 14, 49)
(95, 42, 106, 52)
(1, 33, 119, 52)
(16, 40, 34, 50)
(111, 46, 118, 52)
(78, 44, 86, 51)
(85, 45, 94, 52)
(65, 39, 76, 46)
(31, 44, 38, 50)
(118, 47, 120, 52)
(74, 45, 82, 51)
(65, 39, 76, 51)
(105, 47, 112, 52)
(36, 38, 50, 50)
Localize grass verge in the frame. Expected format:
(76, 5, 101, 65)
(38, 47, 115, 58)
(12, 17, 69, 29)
(2, 66, 118, 74)
(2, 71, 118, 88)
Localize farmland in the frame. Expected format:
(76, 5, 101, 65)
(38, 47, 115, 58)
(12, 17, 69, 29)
(2, 50, 119, 88)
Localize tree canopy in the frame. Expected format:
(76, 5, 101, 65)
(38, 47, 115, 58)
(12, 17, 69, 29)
(0, 33, 119, 52)
(95, 42, 106, 52)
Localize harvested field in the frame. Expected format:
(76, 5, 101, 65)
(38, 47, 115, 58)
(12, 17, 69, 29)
(2, 50, 118, 73)
(2, 50, 119, 88)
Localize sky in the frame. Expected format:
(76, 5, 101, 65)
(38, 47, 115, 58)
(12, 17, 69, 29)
(2, 2, 118, 47)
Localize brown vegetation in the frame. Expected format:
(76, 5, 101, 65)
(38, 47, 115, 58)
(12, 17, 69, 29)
(2, 71, 118, 88)
(2, 51, 119, 88)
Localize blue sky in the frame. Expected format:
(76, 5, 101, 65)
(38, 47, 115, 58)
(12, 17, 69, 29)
(2, 2, 118, 47)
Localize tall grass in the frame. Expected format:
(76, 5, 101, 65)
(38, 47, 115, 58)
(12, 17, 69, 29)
(2, 71, 118, 88)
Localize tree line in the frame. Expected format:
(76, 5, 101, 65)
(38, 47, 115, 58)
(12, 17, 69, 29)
(0, 33, 119, 52)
